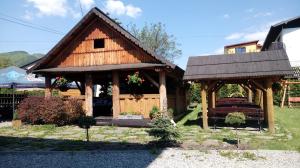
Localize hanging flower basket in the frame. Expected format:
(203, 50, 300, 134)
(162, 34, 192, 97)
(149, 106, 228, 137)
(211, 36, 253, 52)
(55, 76, 71, 92)
(126, 71, 145, 86)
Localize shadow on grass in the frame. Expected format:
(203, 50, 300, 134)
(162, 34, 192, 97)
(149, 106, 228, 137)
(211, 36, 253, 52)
(0, 135, 180, 151)
(0, 136, 181, 168)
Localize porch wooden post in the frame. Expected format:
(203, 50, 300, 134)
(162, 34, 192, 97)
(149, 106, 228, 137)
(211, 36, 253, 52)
(201, 82, 208, 130)
(265, 79, 275, 134)
(159, 70, 167, 111)
(176, 86, 181, 113)
(212, 91, 216, 108)
(247, 88, 253, 103)
(112, 71, 120, 118)
(85, 74, 93, 116)
(45, 76, 52, 98)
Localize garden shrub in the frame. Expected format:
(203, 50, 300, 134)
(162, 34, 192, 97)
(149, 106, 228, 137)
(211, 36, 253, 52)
(18, 97, 44, 124)
(148, 116, 180, 142)
(78, 116, 96, 142)
(42, 97, 67, 126)
(149, 106, 160, 119)
(17, 97, 85, 126)
(225, 112, 246, 148)
(64, 98, 85, 124)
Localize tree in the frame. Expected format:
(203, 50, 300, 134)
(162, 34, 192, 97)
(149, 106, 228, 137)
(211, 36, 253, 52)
(0, 57, 13, 68)
(225, 112, 246, 148)
(128, 23, 182, 62)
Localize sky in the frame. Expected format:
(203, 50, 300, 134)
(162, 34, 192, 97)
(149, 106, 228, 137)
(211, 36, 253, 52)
(0, 0, 299, 69)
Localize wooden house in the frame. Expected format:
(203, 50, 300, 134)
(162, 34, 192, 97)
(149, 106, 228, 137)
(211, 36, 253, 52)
(30, 7, 186, 119)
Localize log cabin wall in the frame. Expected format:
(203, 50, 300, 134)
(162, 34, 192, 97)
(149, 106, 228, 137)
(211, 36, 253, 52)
(46, 18, 159, 68)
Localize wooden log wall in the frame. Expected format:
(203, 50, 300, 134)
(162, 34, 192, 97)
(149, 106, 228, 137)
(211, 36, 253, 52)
(48, 19, 158, 68)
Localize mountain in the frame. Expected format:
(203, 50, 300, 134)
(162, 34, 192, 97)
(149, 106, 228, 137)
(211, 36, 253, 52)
(0, 51, 44, 68)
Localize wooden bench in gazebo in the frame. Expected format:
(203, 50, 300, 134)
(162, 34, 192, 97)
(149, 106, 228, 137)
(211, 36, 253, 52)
(183, 49, 294, 133)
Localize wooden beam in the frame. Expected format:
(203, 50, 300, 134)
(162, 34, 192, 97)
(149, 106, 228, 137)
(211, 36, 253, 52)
(201, 82, 208, 130)
(159, 71, 167, 111)
(250, 80, 267, 92)
(207, 81, 219, 91)
(247, 88, 253, 103)
(85, 74, 93, 117)
(265, 79, 275, 134)
(280, 84, 287, 108)
(45, 76, 52, 98)
(141, 72, 159, 88)
(212, 91, 216, 108)
(112, 71, 120, 118)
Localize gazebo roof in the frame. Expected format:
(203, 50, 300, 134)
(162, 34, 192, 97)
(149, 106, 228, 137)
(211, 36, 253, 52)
(183, 49, 294, 81)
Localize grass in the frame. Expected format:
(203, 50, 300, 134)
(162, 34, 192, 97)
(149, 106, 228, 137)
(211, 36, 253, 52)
(0, 105, 299, 151)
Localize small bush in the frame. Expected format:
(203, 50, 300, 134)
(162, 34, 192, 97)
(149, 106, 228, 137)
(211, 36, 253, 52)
(78, 116, 96, 142)
(18, 97, 44, 124)
(64, 98, 85, 124)
(225, 112, 246, 126)
(148, 116, 180, 142)
(18, 97, 85, 126)
(42, 97, 66, 126)
(149, 106, 160, 119)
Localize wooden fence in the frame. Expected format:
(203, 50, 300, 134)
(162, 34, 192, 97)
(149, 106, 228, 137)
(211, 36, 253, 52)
(119, 94, 177, 118)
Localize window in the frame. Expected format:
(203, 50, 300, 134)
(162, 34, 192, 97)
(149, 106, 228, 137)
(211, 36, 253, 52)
(94, 39, 105, 49)
(235, 47, 246, 54)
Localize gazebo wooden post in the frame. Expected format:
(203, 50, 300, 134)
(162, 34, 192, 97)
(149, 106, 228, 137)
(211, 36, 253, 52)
(45, 76, 52, 98)
(159, 70, 167, 112)
(280, 82, 287, 108)
(201, 82, 208, 130)
(211, 91, 216, 108)
(247, 88, 253, 103)
(85, 74, 93, 116)
(265, 79, 275, 134)
(112, 71, 120, 119)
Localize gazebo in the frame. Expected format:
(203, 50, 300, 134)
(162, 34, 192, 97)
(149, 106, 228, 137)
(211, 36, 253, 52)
(29, 7, 186, 120)
(183, 49, 294, 133)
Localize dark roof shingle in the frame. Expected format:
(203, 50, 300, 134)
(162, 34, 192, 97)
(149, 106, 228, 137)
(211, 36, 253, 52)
(183, 49, 294, 80)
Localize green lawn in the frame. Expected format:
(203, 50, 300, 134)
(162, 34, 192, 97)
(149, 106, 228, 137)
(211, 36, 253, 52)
(0, 105, 299, 151)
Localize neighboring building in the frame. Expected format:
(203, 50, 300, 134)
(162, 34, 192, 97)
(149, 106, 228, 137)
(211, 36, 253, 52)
(262, 16, 300, 67)
(224, 40, 262, 54)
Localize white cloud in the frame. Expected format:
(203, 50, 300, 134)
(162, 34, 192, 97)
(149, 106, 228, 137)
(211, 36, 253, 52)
(223, 14, 230, 19)
(245, 8, 254, 13)
(80, 0, 95, 10)
(23, 10, 34, 20)
(105, 0, 142, 18)
(253, 12, 272, 18)
(27, 0, 68, 17)
(225, 20, 282, 43)
(225, 33, 244, 40)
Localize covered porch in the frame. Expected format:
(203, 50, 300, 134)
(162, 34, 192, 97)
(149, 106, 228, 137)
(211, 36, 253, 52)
(36, 64, 186, 120)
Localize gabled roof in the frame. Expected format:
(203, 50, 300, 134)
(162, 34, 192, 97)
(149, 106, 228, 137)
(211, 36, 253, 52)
(224, 40, 260, 48)
(262, 16, 300, 51)
(30, 7, 181, 72)
(183, 49, 293, 80)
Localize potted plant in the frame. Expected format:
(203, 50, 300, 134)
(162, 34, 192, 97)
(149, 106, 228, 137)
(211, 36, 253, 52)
(225, 112, 246, 148)
(55, 76, 71, 92)
(78, 116, 96, 142)
(12, 111, 22, 128)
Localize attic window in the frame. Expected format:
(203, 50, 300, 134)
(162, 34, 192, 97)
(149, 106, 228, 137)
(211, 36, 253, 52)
(94, 39, 105, 49)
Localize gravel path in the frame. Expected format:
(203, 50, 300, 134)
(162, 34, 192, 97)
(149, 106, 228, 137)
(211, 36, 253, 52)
(0, 149, 299, 168)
